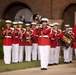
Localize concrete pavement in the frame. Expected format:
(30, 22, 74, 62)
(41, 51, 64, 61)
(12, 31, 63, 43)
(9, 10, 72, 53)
(0, 60, 76, 75)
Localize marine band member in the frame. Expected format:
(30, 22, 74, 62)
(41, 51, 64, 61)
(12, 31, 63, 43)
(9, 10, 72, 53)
(2, 20, 13, 64)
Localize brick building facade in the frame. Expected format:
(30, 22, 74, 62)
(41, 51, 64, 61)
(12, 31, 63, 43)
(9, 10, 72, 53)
(0, 0, 76, 28)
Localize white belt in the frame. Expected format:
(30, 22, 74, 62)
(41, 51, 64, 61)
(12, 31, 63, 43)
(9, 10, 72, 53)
(26, 39, 30, 42)
(35, 35, 38, 37)
(15, 36, 18, 38)
(5, 36, 11, 38)
(39, 35, 49, 38)
(51, 38, 55, 40)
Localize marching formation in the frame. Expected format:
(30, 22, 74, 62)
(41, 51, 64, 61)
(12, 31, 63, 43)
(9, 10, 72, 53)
(1, 16, 76, 70)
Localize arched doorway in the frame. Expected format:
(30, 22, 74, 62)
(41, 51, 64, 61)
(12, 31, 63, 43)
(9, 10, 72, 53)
(2, 2, 33, 22)
(62, 3, 76, 29)
(15, 8, 32, 22)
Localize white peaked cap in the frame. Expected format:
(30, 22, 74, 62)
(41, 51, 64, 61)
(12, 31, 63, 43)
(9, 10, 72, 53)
(31, 22, 37, 25)
(64, 24, 70, 27)
(26, 23, 31, 26)
(69, 27, 73, 30)
(53, 22, 59, 26)
(5, 20, 12, 23)
(13, 22, 18, 25)
(18, 21, 23, 24)
(49, 23, 54, 27)
(41, 18, 49, 22)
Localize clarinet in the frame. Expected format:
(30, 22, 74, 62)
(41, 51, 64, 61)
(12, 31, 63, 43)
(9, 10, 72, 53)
(5, 29, 11, 36)
(20, 28, 24, 41)
(26, 30, 32, 44)
(13, 28, 18, 39)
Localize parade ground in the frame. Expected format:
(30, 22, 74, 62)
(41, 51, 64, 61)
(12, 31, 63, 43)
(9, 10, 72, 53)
(0, 60, 76, 75)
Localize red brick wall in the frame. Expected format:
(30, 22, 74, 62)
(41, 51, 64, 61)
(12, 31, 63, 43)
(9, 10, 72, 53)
(0, 0, 52, 19)
(0, 0, 76, 26)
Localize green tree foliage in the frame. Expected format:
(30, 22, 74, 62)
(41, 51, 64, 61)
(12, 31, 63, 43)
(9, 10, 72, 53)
(0, 22, 6, 59)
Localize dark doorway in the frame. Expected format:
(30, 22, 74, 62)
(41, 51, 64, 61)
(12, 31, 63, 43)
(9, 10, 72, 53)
(2, 2, 32, 22)
(62, 3, 76, 29)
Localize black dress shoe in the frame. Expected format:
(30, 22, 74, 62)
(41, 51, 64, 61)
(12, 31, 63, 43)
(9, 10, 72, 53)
(48, 64, 54, 66)
(43, 68, 47, 70)
(41, 68, 47, 70)
(64, 62, 66, 64)
(64, 62, 69, 64)
(26, 61, 30, 62)
(41, 68, 44, 70)
(54, 63, 58, 65)
(70, 61, 72, 63)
